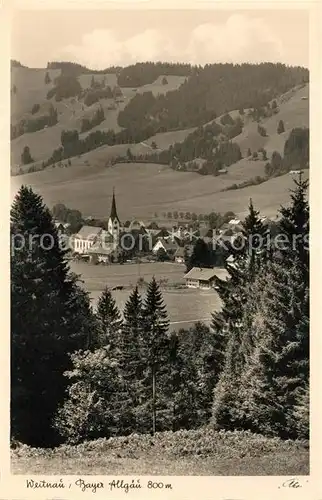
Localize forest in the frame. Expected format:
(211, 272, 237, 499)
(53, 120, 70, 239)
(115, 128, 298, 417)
(11, 175, 309, 447)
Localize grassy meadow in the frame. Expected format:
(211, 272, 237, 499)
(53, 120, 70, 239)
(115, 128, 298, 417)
(69, 261, 226, 330)
(11, 160, 309, 221)
(11, 427, 309, 475)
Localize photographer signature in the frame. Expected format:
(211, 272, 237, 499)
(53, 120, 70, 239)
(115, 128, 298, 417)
(281, 477, 304, 488)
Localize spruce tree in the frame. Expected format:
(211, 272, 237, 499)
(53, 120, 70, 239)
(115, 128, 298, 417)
(165, 332, 199, 431)
(277, 119, 285, 134)
(21, 146, 33, 165)
(277, 173, 309, 276)
(118, 287, 145, 432)
(213, 177, 309, 438)
(141, 277, 170, 434)
(211, 200, 270, 426)
(212, 199, 268, 336)
(11, 186, 93, 446)
(96, 287, 123, 349)
(236, 259, 309, 438)
(187, 238, 212, 271)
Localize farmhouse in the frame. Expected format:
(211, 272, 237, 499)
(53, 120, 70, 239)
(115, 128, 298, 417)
(184, 267, 221, 289)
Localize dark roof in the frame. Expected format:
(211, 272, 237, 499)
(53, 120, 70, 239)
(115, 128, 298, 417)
(75, 225, 102, 240)
(184, 267, 229, 281)
(110, 189, 120, 222)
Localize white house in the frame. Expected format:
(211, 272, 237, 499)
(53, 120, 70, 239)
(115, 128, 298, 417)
(73, 226, 102, 254)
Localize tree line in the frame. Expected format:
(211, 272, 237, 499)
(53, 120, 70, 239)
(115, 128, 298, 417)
(11, 175, 309, 447)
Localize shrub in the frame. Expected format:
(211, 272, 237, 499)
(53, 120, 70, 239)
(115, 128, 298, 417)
(257, 124, 267, 137)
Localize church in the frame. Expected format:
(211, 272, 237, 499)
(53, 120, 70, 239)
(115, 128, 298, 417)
(73, 189, 122, 262)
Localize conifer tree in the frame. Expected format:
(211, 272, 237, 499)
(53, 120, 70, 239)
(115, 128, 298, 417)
(277, 173, 309, 276)
(118, 287, 145, 432)
(212, 199, 268, 336)
(21, 145, 33, 165)
(236, 259, 309, 438)
(212, 177, 309, 438)
(96, 287, 123, 349)
(277, 119, 285, 134)
(187, 238, 212, 271)
(11, 186, 93, 446)
(141, 277, 170, 433)
(165, 332, 199, 431)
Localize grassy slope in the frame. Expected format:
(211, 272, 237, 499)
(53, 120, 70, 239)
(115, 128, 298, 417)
(11, 158, 309, 221)
(11, 428, 309, 475)
(232, 84, 309, 157)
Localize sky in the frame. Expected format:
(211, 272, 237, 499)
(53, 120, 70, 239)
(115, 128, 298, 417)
(11, 9, 309, 69)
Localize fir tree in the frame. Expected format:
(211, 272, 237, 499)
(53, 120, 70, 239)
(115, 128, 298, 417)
(212, 199, 268, 336)
(236, 259, 309, 438)
(141, 277, 170, 433)
(212, 177, 309, 438)
(277, 173, 309, 277)
(187, 238, 213, 271)
(118, 287, 145, 432)
(165, 332, 199, 431)
(277, 119, 285, 134)
(96, 287, 123, 348)
(11, 186, 93, 446)
(21, 146, 33, 165)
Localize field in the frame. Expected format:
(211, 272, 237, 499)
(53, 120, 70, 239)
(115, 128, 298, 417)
(11, 159, 309, 221)
(11, 427, 309, 475)
(70, 261, 225, 330)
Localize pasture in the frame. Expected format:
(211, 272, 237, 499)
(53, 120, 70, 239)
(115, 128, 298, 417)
(11, 159, 308, 221)
(69, 261, 224, 331)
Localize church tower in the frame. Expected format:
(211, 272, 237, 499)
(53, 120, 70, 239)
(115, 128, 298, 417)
(108, 188, 121, 245)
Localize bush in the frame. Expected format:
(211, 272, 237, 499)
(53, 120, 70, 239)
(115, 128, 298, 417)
(84, 88, 113, 107)
(257, 124, 267, 137)
(277, 119, 285, 134)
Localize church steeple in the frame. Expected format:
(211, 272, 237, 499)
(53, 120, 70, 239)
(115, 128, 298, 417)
(110, 187, 120, 222)
(108, 188, 121, 244)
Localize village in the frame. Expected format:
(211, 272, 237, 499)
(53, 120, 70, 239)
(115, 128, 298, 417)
(52, 189, 279, 328)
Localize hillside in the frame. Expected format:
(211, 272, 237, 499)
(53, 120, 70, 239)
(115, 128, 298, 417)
(11, 62, 308, 173)
(11, 62, 309, 222)
(11, 158, 309, 221)
(11, 66, 188, 169)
